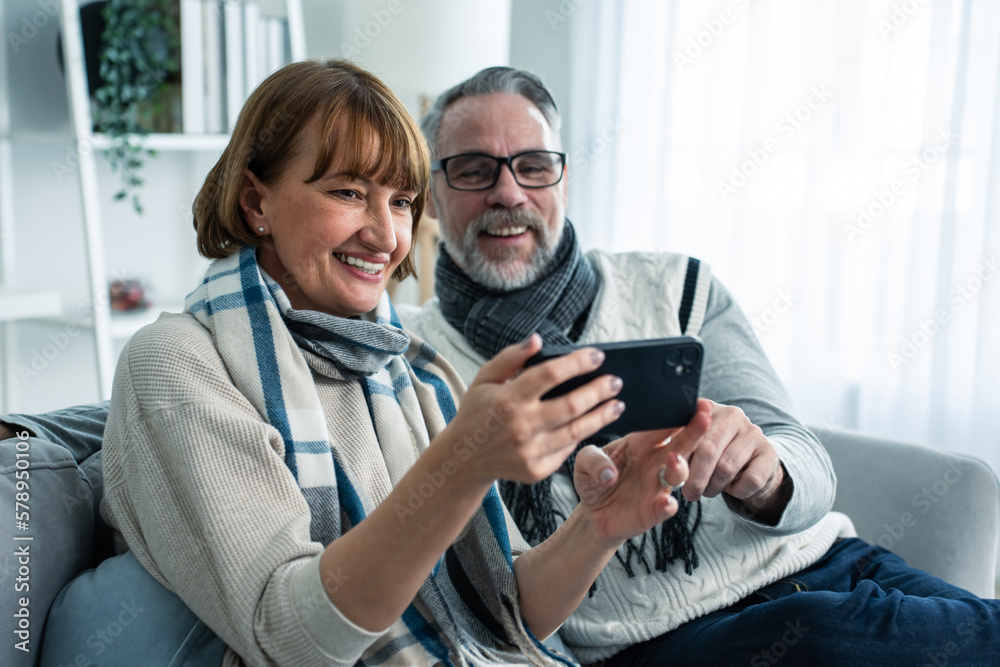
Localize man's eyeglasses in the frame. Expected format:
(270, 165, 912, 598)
(430, 151, 567, 191)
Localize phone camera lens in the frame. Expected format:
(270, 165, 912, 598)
(667, 349, 681, 365)
(682, 348, 698, 365)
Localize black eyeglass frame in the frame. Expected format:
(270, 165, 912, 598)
(430, 151, 568, 191)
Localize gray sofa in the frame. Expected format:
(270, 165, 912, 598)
(815, 424, 998, 598)
(1, 422, 997, 666)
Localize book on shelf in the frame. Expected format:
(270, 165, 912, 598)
(179, 0, 293, 135)
(256, 14, 290, 85)
(265, 16, 290, 78)
(243, 1, 261, 97)
(180, 0, 205, 133)
(223, 0, 245, 131)
(203, 0, 226, 134)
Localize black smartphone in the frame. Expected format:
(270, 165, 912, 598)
(524, 336, 703, 438)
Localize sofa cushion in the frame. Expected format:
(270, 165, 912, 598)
(39, 551, 227, 667)
(1, 437, 96, 667)
(2, 402, 109, 464)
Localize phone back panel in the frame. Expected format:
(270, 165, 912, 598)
(525, 337, 703, 438)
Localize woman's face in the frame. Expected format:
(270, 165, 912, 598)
(248, 119, 417, 318)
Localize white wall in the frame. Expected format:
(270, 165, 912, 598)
(509, 0, 572, 146)
(305, 0, 511, 117)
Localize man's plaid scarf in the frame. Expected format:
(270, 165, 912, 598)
(436, 220, 599, 360)
(185, 245, 572, 666)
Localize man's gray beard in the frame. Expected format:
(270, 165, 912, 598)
(442, 209, 560, 292)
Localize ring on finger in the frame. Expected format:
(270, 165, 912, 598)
(658, 466, 685, 490)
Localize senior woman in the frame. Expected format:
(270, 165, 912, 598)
(49, 60, 700, 667)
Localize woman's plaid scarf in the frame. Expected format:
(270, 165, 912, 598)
(184, 245, 571, 666)
(435, 221, 701, 586)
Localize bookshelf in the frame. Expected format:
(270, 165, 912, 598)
(0, 0, 305, 412)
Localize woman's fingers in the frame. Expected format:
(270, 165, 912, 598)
(459, 335, 617, 483)
(471, 332, 544, 386)
(575, 436, 692, 543)
(624, 427, 685, 450)
(658, 451, 690, 489)
(573, 444, 619, 506)
(472, 335, 610, 402)
(514, 345, 607, 401)
(537, 373, 624, 431)
(464, 338, 721, 491)
(549, 397, 625, 450)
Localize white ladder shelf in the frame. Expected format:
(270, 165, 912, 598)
(0, 0, 305, 411)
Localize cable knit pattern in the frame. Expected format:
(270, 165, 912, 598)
(398, 249, 856, 663)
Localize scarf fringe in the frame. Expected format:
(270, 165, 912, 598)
(500, 441, 702, 594)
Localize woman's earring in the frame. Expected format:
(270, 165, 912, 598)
(258, 227, 265, 234)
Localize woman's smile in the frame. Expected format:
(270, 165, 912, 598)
(333, 251, 389, 282)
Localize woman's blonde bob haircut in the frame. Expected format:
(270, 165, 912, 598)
(193, 59, 429, 281)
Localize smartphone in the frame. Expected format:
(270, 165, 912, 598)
(524, 336, 703, 438)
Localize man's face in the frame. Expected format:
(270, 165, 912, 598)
(429, 93, 568, 291)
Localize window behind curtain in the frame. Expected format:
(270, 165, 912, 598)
(566, 0, 1000, 478)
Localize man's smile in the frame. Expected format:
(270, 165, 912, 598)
(483, 225, 528, 237)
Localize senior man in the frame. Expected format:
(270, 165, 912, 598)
(3, 66, 998, 666)
(393, 66, 1000, 665)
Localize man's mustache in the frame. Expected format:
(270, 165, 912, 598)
(468, 210, 546, 235)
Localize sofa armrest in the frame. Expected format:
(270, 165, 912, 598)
(811, 424, 998, 598)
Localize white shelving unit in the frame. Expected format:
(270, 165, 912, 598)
(0, 0, 64, 411)
(0, 0, 304, 412)
(106, 301, 188, 340)
(0, 291, 63, 323)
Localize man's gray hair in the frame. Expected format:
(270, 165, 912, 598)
(420, 66, 562, 158)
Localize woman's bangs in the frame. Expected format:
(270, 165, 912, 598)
(312, 98, 428, 194)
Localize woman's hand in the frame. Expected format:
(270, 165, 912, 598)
(320, 332, 621, 634)
(322, 333, 619, 635)
(571, 400, 712, 545)
(440, 333, 625, 485)
(513, 402, 711, 639)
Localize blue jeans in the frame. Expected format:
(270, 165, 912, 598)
(601, 538, 998, 666)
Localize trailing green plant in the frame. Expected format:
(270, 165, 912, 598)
(94, 0, 180, 214)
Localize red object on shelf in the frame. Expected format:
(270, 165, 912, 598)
(109, 279, 152, 312)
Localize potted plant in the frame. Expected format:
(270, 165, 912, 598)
(93, 0, 181, 213)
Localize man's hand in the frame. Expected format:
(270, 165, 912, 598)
(666, 398, 792, 524)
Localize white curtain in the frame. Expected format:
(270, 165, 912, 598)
(566, 0, 1000, 476)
